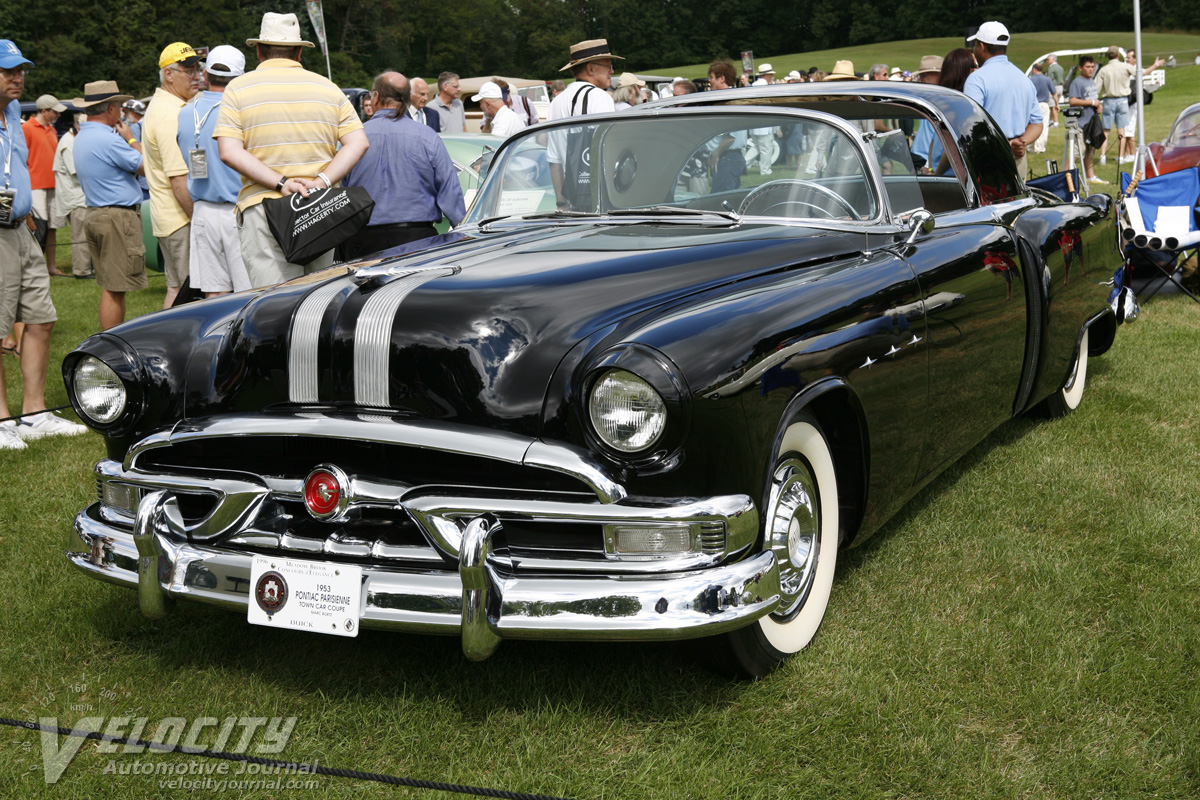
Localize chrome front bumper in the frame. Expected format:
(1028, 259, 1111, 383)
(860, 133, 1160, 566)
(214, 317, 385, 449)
(69, 493, 781, 660)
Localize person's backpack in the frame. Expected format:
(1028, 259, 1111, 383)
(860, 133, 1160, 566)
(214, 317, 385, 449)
(1083, 112, 1106, 150)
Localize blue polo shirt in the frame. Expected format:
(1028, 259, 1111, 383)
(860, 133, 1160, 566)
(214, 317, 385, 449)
(2, 99, 33, 218)
(911, 119, 944, 172)
(74, 121, 143, 208)
(176, 91, 241, 205)
(963, 54, 1043, 140)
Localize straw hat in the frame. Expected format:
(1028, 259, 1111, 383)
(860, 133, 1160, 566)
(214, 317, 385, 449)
(76, 80, 133, 109)
(560, 39, 624, 72)
(824, 60, 858, 81)
(914, 55, 944, 76)
(247, 12, 314, 48)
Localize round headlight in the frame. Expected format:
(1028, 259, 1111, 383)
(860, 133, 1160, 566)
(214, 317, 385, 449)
(588, 369, 667, 453)
(73, 356, 126, 424)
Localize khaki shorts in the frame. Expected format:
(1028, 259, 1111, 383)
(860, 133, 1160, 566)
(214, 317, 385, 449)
(236, 203, 333, 289)
(0, 224, 58, 336)
(158, 224, 190, 289)
(84, 207, 148, 293)
(190, 200, 250, 293)
(32, 188, 65, 228)
(67, 206, 93, 277)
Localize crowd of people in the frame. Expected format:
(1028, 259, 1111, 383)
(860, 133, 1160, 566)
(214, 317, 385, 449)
(0, 14, 1182, 451)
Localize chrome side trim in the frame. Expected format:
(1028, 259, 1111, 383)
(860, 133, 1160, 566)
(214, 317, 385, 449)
(354, 268, 454, 407)
(288, 277, 353, 403)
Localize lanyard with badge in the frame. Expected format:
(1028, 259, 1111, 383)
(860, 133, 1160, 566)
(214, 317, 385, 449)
(188, 100, 218, 180)
(0, 117, 15, 226)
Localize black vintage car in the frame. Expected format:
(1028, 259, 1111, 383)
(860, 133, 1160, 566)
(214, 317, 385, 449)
(64, 83, 1123, 677)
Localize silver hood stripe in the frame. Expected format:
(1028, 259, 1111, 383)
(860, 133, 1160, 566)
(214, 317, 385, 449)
(288, 277, 355, 403)
(354, 267, 457, 407)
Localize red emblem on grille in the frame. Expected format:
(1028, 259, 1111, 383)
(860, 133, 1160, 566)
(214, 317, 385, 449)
(304, 466, 345, 519)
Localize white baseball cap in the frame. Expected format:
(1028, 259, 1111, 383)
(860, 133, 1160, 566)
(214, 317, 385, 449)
(205, 45, 245, 78)
(471, 81, 503, 102)
(967, 21, 1011, 46)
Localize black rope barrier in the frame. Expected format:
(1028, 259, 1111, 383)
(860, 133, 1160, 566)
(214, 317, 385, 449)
(0, 404, 74, 425)
(0, 716, 577, 800)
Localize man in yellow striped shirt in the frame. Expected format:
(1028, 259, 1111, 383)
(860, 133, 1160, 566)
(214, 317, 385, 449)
(214, 12, 367, 287)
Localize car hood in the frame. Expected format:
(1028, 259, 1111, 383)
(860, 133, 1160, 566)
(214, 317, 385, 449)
(200, 222, 872, 435)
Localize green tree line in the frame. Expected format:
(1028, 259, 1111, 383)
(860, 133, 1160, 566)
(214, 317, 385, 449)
(3, 0, 1190, 99)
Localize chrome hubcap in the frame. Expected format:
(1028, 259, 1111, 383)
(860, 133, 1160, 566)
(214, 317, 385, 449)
(769, 458, 820, 618)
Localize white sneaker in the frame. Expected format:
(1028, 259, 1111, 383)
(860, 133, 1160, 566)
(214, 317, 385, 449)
(0, 421, 28, 450)
(1100, 155, 1107, 165)
(1120, 156, 1134, 164)
(16, 411, 87, 440)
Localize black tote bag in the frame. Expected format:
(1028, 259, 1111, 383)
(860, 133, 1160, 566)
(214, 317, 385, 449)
(261, 186, 374, 265)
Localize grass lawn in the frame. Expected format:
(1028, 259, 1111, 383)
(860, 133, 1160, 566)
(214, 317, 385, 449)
(3, 38, 1200, 799)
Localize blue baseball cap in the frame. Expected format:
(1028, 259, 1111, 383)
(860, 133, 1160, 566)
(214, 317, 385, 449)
(0, 40, 34, 70)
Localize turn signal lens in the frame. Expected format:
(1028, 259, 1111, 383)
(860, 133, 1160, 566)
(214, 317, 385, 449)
(73, 356, 126, 424)
(588, 369, 666, 453)
(608, 525, 695, 554)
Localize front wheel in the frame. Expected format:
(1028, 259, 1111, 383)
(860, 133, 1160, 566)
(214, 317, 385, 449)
(1039, 328, 1089, 417)
(709, 413, 840, 679)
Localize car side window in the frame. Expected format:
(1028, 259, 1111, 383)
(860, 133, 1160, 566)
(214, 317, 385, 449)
(865, 115, 970, 216)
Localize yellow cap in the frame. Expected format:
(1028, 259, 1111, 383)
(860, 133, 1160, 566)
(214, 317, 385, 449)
(158, 42, 199, 69)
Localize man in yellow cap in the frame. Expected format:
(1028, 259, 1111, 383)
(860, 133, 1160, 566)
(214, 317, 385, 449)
(143, 42, 202, 309)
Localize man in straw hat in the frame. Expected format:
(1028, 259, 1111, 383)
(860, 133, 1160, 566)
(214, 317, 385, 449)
(964, 21, 1042, 180)
(144, 42, 203, 309)
(547, 38, 621, 210)
(215, 11, 367, 286)
(73, 79, 148, 332)
(824, 60, 859, 81)
(0, 40, 88, 448)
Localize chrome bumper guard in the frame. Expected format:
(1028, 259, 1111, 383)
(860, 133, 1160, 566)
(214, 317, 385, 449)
(70, 492, 780, 660)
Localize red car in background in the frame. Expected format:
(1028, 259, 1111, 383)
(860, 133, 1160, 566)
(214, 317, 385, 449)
(1147, 102, 1200, 178)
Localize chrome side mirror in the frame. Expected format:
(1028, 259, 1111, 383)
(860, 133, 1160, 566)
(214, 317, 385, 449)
(905, 209, 935, 245)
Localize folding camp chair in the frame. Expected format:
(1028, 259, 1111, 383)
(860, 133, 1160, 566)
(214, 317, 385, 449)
(1028, 168, 1082, 203)
(1118, 167, 1200, 303)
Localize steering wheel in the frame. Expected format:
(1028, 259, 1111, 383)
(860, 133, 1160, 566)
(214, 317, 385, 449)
(738, 179, 859, 219)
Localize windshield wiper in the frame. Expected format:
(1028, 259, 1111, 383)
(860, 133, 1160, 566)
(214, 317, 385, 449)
(476, 209, 593, 231)
(606, 205, 740, 223)
(518, 210, 596, 220)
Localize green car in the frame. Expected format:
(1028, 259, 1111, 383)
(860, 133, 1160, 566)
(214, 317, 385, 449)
(437, 133, 506, 233)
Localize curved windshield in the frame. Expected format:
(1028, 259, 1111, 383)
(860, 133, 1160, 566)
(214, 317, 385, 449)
(1167, 107, 1200, 146)
(463, 112, 880, 224)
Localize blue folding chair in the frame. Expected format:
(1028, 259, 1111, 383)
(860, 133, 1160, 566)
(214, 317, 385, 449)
(1119, 167, 1200, 303)
(1028, 168, 1081, 203)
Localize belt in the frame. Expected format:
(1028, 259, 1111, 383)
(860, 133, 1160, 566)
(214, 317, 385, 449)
(0, 214, 27, 230)
(368, 221, 437, 230)
(96, 204, 140, 212)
